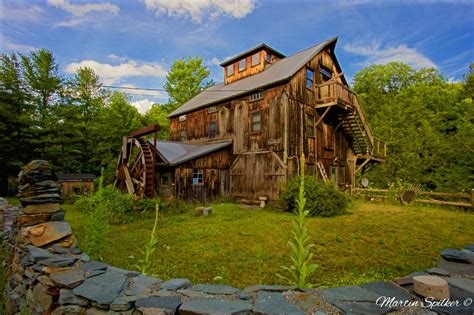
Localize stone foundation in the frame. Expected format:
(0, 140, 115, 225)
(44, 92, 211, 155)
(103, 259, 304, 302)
(1, 161, 473, 314)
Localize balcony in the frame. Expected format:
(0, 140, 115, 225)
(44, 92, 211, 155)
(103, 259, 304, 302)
(315, 81, 356, 109)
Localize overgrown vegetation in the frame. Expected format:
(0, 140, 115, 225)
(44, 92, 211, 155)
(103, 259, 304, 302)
(277, 153, 318, 288)
(282, 176, 350, 217)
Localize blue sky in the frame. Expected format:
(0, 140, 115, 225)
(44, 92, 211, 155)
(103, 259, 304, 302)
(1, 0, 473, 113)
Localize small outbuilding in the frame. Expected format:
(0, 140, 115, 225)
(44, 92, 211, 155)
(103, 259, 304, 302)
(56, 173, 96, 196)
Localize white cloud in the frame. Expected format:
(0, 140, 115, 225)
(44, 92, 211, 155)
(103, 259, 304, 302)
(343, 42, 436, 69)
(144, 0, 257, 22)
(107, 54, 128, 63)
(0, 5, 44, 22)
(131, 99, 156, 114)
(0, 39, 37, 52)
(47, 0, 119, 16)
(65, 60, 168, 85)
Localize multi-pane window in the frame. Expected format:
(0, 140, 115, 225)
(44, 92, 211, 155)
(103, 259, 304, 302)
(306, 115, 315, 137)
(239, 59, 247, 72)
(207, 106, 219, 113)
(209, 121, 217, 138)
(251, 53, 260, 66)
(249, 91, 263, 102)
(227, 65, 234, 76)
(192, 169, 203, 185)
(251, 111, 262, 132)
(179, 129, 186, 141)
(306, 68, 314, 89)
(179, 115, 186, 122)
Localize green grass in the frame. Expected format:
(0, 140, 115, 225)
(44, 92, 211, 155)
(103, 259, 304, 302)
(66, 201, 473, 288)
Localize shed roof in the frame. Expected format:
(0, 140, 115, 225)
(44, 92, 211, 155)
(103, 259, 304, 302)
(56, 174, 96, 181)
(219, 43, 286, 67)
(150, 140, 232, 166)
(169, 37, 338, 118)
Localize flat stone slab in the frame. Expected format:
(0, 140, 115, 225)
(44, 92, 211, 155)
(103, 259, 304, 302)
(441, 249, 473, 264)
(446, 277, 474, 294)
(334, 301, 395, 314)
(50, 270, 85, 288)
(125, 275, 162, 295)
(80, 261, 109, 272)
(73, 270, 128, 305)
(178, 289, 213, 299)
(426, 267, 450, 276)
(253, 292, 304, 315)
(38, 256, 77, 267)
(23, 203, 61, 214)
(191, 284, 240, 295)
(58, 288, 90, 306)
(242, 285, 295, 294)
(413, 275, 449, 300)
(26, 245, 53, 260)
(28, 221, 72, 247)
(160, 278, 191, 290)
(360, 281, 414, 301)
(179, 299, 252, 315)
(135, 296, 182, 314)
(464, 244, 474, 252)
(323, 285, 380, 303)
(438, 258, 474, 277)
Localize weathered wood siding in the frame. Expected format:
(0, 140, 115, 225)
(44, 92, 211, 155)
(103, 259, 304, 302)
(60, 181, 94, 196)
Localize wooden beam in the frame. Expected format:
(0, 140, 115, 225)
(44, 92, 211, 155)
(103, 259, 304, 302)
(123, 166, 135, 195)
(314, 106, 331, 127)
(355, 159, 370, 174)
(129, 124, 160, 138)
(415, 199, 472, 208)
(418, 191, 470, 199)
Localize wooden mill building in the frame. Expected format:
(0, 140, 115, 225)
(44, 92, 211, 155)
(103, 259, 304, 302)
(116, 37, 386, 202)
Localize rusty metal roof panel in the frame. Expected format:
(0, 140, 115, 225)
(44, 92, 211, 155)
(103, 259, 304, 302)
(168, 37, 337, 118)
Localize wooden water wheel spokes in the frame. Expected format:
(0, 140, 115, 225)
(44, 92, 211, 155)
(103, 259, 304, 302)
(116, 125, 160, 198)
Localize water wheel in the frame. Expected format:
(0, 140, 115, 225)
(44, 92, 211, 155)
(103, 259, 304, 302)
(116, 125, 160, 198)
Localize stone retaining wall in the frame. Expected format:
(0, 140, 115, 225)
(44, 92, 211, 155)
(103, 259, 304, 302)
(1, 160, 473, 314)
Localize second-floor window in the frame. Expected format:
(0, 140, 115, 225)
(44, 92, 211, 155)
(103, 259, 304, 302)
(306, 68, 314, 89)
(320, 66, 332, 81)
(179, 128, 186, 141)
(251, 111, 261, 132)
(227, 65, 234, 76)
(251, 53, 260, 66)
(250, 91, 263, 102)
(239, 59, 247, 72)
(209, 121, 217, 138)
(306, 115, 315, 137)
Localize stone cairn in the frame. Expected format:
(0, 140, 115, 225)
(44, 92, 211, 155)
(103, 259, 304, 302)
(1, 160, 474, 315)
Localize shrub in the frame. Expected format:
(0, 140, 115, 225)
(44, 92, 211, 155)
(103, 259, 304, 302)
(281, 176, 349, 217)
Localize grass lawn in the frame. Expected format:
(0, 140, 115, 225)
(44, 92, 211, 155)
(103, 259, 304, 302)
(65, 201, 473, 288)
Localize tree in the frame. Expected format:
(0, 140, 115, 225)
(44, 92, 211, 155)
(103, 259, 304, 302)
(164, 56, 214, 111)
(144, 103, 170, 140)
(353, 62, 473, 191)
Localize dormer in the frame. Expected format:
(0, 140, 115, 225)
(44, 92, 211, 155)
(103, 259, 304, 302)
(220, 44, 285, 85)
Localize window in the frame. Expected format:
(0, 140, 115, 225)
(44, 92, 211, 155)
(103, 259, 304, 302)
(161, 172, 171, 186)
(306, 115, 315, 137)
(320, 66, 332, 81)
(306, 68, 314, 89)
(227, 65, 234, 76)
(330, 166, 337, 182)
(209, 121, 217, 138)
(251, 53, 260, 66)
(179, 128, 186, 141)
(239, 59, 247, 72)
(249, 91, 263, 102)
(265, 53, 271, 63)
(192, 169, 203, 185)
(207, 106, 219, 114)
(179, 115, 186, 122)
(251, 111, 261, 132)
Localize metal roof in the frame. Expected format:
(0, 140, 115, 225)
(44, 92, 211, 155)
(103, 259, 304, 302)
(149, 140, 232, 166)
(169, 37, 338, 118)
(219, 43, 286, 67)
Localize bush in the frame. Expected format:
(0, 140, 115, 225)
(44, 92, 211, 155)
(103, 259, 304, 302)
(281, 176, 349, 217)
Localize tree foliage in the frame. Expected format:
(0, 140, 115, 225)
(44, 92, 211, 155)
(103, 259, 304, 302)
(354, 62, 473, 191)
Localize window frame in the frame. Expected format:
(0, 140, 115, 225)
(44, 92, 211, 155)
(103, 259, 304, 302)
(226, 64, 234, 77)
(306, 114, 315, 137)
(249, 91, 263, 102)
(192, 169, 203, 186)
(306, 68, 314, 89)
(251, 53, 260, 67)
(160, 172, 171, 186)
(251, 110, 262, 133)
(320, 66, 333, 81)
(208, 121, 217, 138)
(238, 58, 247, 72)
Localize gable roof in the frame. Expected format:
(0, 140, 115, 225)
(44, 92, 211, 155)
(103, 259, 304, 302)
(219, 43, 286, 67)
(169, 37, 338, 118)
(150, 140, 232, 166)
